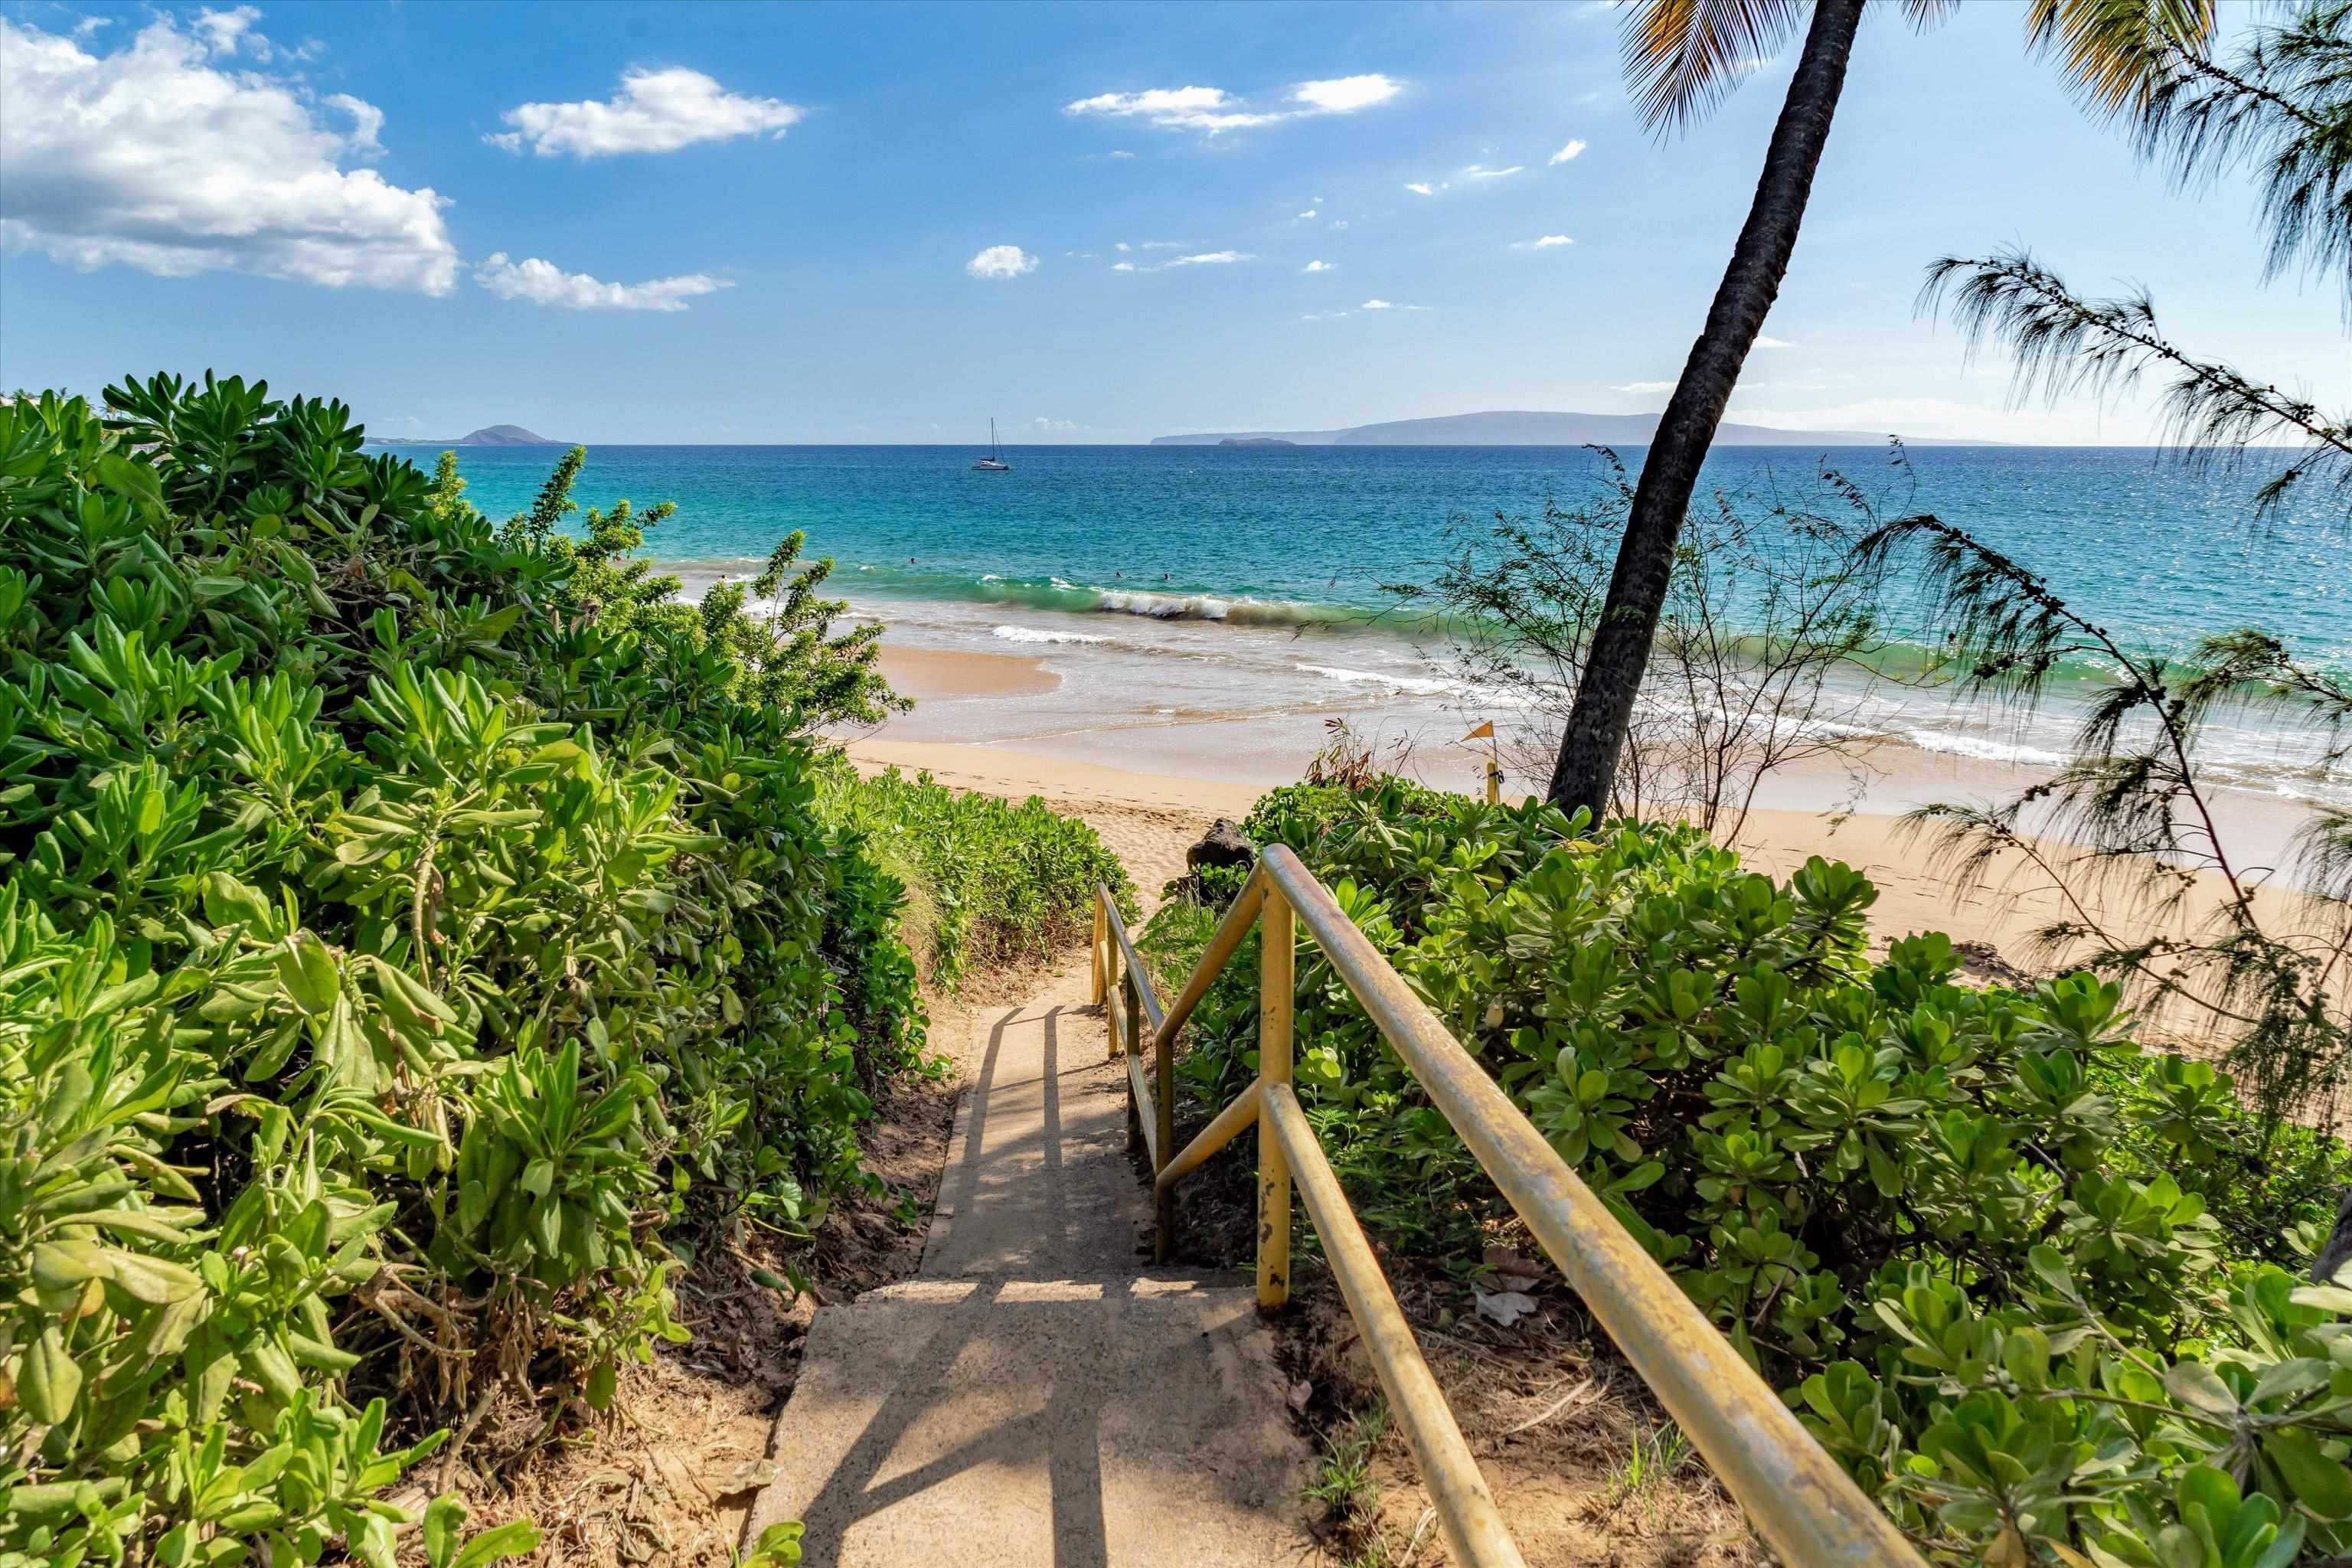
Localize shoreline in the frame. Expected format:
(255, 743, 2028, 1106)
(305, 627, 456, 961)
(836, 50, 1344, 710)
(842, 711, 2337, 1072)
(848, 621, 2327, 890)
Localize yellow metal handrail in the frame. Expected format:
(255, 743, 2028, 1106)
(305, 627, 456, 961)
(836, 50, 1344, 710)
(1093, 844, 1923, 1568)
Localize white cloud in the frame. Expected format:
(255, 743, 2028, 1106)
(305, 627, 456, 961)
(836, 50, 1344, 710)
(1106, 149, 1135, 159)
(1331, 219, 1349, 229)
(1066, 73, 1401, 136)
(193, 6, 255, 54)
(1755, 334, 1797, 348)
(0, 13, 457, 293)
(1464, 164, 1523, 180)
(325, 93, 384, 158)
(474, 253, 730, 312)
(1112, 250, 1252, 273)
(1064, 85, 1281, 133)
(492, 67, 802, 158)
(1139, 240, 1187, 250)
(1031, 416, 1080, 433)
(1290, 74, 1403, 114)
(1115, 242, 1131, 253)
(1297, 208, 1318, 219)
(1548, 139, 1587, 165)
(1532, 234, 1573, 248)
(188, 5, 312, 62)
(1302, 260, 1334, 273)
(1612, 381, 1677, 394)
(966, 244, 1039, 279)
(1361, 298, 1395, 309)
(1405, 181, 1436, 196)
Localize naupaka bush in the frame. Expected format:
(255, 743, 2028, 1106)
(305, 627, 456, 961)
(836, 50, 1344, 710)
(1148, 779, 2351, 1564)
(0, 376, 1113, 1568)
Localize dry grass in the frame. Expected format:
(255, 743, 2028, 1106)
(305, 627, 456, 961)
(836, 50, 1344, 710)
(1278, 1253, 1766, 1568)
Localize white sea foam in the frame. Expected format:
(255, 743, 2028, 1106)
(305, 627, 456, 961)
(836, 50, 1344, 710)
(1098, 589, 1238, 620)
(1297, 663, 1462, 697)
(993, 625, 1110, 645)
(1904, 729, 2066, 768)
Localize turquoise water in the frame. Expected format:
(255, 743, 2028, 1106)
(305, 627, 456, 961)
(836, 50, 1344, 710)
(384, 442, 2344, 665)
(376, 440, 2348, 803)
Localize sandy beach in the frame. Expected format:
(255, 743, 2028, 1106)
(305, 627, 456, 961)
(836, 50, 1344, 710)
(854, 637, 2334, 1046)
(874, 645, 1060, 700)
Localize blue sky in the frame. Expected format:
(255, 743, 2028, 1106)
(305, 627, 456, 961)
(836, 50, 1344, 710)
(2, 0, 2344, 444)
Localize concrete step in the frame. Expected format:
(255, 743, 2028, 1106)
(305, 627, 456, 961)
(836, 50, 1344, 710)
(745, 972, 1313, 1566)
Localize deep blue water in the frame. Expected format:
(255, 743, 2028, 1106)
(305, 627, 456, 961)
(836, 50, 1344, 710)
(374, 442, 2347, 668)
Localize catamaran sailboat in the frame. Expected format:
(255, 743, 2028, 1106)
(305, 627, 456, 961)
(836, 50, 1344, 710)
(972, 419, 1010, 472)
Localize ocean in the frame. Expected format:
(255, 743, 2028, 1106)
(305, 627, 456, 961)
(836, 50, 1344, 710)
(375, 441, 2350, 810)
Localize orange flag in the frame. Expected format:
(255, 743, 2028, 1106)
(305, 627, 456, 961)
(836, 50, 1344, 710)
(1462, 720, 1494, 740)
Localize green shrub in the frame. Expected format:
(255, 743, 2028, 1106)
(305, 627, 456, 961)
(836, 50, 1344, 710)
(1148, 779, 2352, 1563)
(818, 764, 1135, 990)
(0, 376, 1101, 1566)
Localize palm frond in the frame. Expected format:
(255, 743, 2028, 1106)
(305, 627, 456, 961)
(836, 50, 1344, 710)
(1898, 0, 1963, 28)
(2027, 0, 2217, 117)
(1621, 0, 1806, 134)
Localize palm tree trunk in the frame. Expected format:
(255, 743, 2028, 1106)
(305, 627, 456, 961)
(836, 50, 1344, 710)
(1546, 0, 1867, 818)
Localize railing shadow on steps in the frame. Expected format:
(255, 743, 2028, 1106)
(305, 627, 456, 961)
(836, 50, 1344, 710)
(1091, 843, 1925, 1568)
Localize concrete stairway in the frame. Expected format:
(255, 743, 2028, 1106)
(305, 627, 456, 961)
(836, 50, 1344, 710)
(742, 969, 1312, 1566)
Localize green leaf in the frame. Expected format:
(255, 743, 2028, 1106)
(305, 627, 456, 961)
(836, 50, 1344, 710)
(31, 1239, 114, 1290)
(20, 1326, 82, 1423)
(82, 1207, 208, 1243)
(2263, 1429, 2352, 1519)
(2163, 1361, 2241, 1420)
(102, 1249, 203, 1305)
(201, 872, 274, 931)
(93, 452, 164, 513)
(452, 1520, 543, 1568)
(274, 931, 341, 1015)
(423, 1495, 465, 1568)
(743, 1521, 805, 1567)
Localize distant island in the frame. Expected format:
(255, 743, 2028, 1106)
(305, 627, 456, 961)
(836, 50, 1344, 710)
(370, 424, 567, 447)
(1154, 410, 1994, 448)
